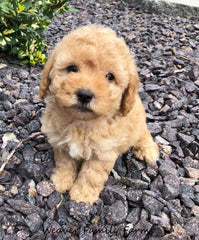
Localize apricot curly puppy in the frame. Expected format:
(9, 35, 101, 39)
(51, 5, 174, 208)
(39, 25, 159, 205)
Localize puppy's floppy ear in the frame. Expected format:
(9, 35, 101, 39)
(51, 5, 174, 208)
(120, 62, 139, 116)
(39, 53, 55, 99)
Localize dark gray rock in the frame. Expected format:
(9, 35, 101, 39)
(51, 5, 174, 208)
(145, 84, 161, 91)
(106, 185, 126, 202)
(69, 201, 91, 216)
(159, 159, 177, 178)
(7, 199, 39, 215)
(142, 194, 164, 215)
(16, 230, 29, 240)
(47, 192, 62, 209)
(184, 217, 199, 237)
(105, 200, 128, 224)
(25, 213, 43, 233)
(30, 231, 45, 240)
(162, 175, 180, 200)
(25, 120, 40, 133)
(127, 219, 152, 240)
(127, 189, 142, 203)
(36, 181, 54, 197)
(151, 225, 165, 237)
(177, 132, 195, 145)
(120, 178, 149, 190)
(126, 207, 141, 225)
(0, 225, 5, 240)
(150, 212, 170, 231)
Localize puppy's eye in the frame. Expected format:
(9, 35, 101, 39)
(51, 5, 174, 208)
(106, 73, 115, 81)
(67, 65, 78, 73)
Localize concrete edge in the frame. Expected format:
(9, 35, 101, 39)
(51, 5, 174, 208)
(126, 0, 199, 17)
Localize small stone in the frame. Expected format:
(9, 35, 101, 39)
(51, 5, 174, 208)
(142, 194, 164, 215)
(185, 82, 197, 92)
(150, 175, 163, 192)
(0, 225, 5, 240)
(145, 84, 160, 91)
(193, 24, 199, 30)
(25, 120, 40, 133)
(155, 136, 169, 145)
(105, 200, 127, 224)
(36, 181, 54, 197)
(151, 225, 165, 237)
(162, 127, 177, 142)
(126, 207, 140, 225)
(159, 159, 177, 178)
(181, 195, 195, 208)
(162, 175, 180, 200)
(127, 219, 152, 240)
(147, 122, 162, 134)
(150, 212, 170, 231)
(184, 217, 199, 237)
(100, 189, 115, 205)
(0, 185, 5, 192)
(69, 201, 91, 216)
(106, 185, 126, 202)
(127, 189, 142, 203)
(160, 104, 170, 113)
(177, 132, 195, 145)
(192, 205, 199, 217)
(18, 70, 29, 79)
(180, 184, 195, 208)
(180, 177, 196, 186)
(164, 224, 190, 240)
(185, 167, 199, 181)
(25, 213, 43, 233)
(153, 101, 162, 110)
(0, 170, 11, 183)
(194, 185, 199, 192)
(120, 177, 148, 190)
(95, 232, 109, 240)
(30, 231, 45, 240)
(16, 230, 29, 240)
(7, 199, 40, 215)
(47, 191, 61, 209)
(10, 185, 18, 195)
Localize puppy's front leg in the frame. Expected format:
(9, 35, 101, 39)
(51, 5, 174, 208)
(133, 129, 159, 165)
(51, 148, 80, 193)
(70, 152, 117, 205)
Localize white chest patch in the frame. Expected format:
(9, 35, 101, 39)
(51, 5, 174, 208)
(69, 143, 81, 159)
(68, 142, 92, 160)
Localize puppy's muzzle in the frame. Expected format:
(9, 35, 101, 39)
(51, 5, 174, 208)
(76, 89, 94, 104)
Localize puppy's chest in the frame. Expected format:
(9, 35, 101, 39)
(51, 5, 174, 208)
(56, 126, 116, 160)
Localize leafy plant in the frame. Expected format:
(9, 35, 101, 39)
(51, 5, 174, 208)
(0, 0, 77, 65)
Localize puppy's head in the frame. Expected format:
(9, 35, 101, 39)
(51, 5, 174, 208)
(40, 25, 139, 120)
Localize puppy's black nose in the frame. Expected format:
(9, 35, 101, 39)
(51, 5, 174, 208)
(76, 89, 94, 104)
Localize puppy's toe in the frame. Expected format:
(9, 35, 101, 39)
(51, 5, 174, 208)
(51, 169, 75, 193)
(133, 143, 159, 165)
(70, 184, 99, 205)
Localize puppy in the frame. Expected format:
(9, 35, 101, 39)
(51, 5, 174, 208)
(39, 25, 158, 205)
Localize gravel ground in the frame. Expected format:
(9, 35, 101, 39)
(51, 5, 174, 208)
(0, 0, 199, 239)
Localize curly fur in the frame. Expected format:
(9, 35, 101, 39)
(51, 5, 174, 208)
(39, 25, 159, 204)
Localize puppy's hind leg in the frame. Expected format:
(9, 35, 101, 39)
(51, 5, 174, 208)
(133, 129, 159, 165)
(51, 148, 80, 193)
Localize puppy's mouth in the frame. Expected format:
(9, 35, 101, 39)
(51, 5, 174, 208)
(72, 104, 93, 113)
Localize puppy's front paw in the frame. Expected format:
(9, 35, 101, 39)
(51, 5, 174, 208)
(133, 141, 159, 164)
(51, 168, 75, 193)
(69, 184, 99, 205)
